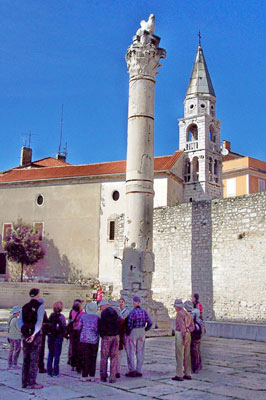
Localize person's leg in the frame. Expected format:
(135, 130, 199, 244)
(184, 332, 192, 377)
(38, 334, 46, 372)
(27, 334, 42, 386)
(126, 331, 136, 372)
(22, 339, 31, 387)
(109, 336, 119, 382)
(100, 337, 110, 381)
(117, 349, 122, 374)
(13, 339, 21, 366)
(80, 342, 89, 378)
(76, 331, 82, 373)
(8, 339, 15, 368)
(72, 330, 81, 372)
(68, 334, 73, 364)
(47, 337, 55, 376)
(53, 337, 63, 376)
(175, 331, 184, 378)
(135, 328, 145, 374)
(89, 342, 99, 378)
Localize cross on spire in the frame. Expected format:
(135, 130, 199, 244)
(198, 30, 202, 46)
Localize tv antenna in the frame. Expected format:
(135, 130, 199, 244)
(58, 104, 64, 155)
(22, 130, 35, 148)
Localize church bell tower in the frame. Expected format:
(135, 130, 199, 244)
(179, 40, 222, 202)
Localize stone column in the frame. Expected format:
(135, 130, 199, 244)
(121, 16, 166, 305)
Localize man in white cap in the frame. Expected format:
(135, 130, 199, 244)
(7, 305, 21, 370)
(126, 296, 152, 378)
(172, 299, 194, 382)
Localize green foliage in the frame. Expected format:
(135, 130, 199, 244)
(4, 222, 45, 281)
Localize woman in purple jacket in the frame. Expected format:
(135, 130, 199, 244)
(78, 302, 100, 381)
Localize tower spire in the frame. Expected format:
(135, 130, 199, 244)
(186, 41, 215, 97)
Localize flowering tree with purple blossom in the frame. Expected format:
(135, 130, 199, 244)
(4, 222, 45, 282)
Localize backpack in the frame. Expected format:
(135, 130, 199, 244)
(191, 314, 202, 340)
(47, 313, 65, 337)
(21, 299, 41, 338)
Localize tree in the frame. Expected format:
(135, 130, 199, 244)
(4, 222, 45, 282)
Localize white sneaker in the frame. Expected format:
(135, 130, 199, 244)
(90, 377, 96, 382)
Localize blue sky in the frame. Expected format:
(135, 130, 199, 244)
(0, 0, 265, 171)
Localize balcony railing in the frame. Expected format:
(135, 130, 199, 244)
(186, 141, 198, 151)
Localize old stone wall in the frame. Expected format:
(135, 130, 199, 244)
(0, 282, 101, 308)
(115, 192, 266, 322)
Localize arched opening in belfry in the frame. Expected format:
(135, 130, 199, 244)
(192, 156, 199, 182)
(187, 124, 198, 142)
(214, 159, 218, 183)
(209, 125, 216, 142)
(184, 158, 191, 182)
(209, 157, 213, 181)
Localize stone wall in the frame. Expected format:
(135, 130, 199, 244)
(0, 282, 98, 308)
(115, 192, 266, 322)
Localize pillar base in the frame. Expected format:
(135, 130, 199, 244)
(120, 289, 172, 330)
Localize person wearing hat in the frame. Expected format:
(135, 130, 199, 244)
(78, 302, 100, 382)
(17, 288, 45, 389)
(98, 299, 120, 383)
(172, 299, 194, 382)
(126, 296, 152, 378)
(7, 305, 22, 370)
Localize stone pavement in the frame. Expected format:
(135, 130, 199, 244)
(0, 333, 265, 400)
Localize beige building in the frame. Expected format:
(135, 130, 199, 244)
(222, 141, 266, 197)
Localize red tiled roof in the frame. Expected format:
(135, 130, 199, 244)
(13, 157, 71, 169)
(0, 151, 183, 184)
(32, 157, 71, 167)
(222, 152, 245, 162)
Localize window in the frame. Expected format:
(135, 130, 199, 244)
(36, 194, 44, 206)
(184, 158, 191, 182)
(192, 157, 199, 182)
(226, 178, 236, 197)
(209, 157, 213, 181)
(209, 125, 216, 142)
(258, 179, 265, 192)
(214, 160, 218, 183)
(33, 222, 44, 240)
(2, 223, 12, 241)
(0, 253, 6, 274)
(112, 191, 120, 201)
(108, 220, 115, 241)
(187, 124, 198, 142)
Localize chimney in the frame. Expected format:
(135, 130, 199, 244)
(222, 140, 231, 152)
(56, 154, 66, 162)
(20, 146, 32, 166)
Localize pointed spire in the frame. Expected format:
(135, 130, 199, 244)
(186, 41, 215, 97)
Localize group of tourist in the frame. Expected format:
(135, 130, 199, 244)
(7, 288, 205, 390)
(172, 295, 205, 382)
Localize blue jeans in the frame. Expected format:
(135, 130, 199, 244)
(47, 336, 63, 376)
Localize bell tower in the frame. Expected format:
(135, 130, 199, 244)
(179, 39, 222, 202)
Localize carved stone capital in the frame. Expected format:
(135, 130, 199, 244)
(126, 32, 166, 78)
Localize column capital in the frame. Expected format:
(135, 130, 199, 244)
(126, 32, 166, 79)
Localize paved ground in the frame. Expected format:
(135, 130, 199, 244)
(0, 333, 265, 400)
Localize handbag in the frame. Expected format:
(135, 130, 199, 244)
(66, 311, 80, 335)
